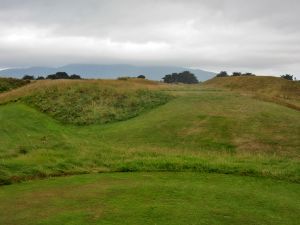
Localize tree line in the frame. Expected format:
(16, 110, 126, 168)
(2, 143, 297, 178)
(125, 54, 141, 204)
(280, 74, 296, 81)
(216, 71, 256, 77)
(216, 71, 297, 81)
(22, 72, 82, 80)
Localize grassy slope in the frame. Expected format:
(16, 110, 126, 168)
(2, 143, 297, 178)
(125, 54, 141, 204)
(0, 77, 29, 93)
(0, 82, 299, 184)
(204, 76, 300, 110)
(0, 78, 299, 224)
(23, 83, 170, 125)
(0, 172, 299, 225)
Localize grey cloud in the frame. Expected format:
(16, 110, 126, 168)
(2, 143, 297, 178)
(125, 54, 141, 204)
(0, 0, 299, 77)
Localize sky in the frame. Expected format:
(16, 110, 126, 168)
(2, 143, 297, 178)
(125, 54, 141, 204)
(0, 0, 299, 77)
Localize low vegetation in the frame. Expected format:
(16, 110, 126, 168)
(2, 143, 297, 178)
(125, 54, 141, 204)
(24, 84, 171, 125)
(0, 77, 29, 93)
(281, 74, 295, 81)
(204, 76, 300, 110)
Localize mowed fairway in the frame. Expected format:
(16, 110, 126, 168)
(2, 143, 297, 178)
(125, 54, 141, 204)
(0, 172, 299, 225)
(0, 78, 299, 224)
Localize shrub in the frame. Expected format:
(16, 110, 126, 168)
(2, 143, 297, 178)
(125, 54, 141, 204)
(46, 72, 69, 79)
(162, 71, 198, 84)
(216, 71, 228, 77)
(70, 74, 82, 79)
(242, 72, 255, 76)
(22, 75, 35, 80)
(36, 76, 45, 80)
(137, 75, 146, 79)
(232, 72, 242, 76)
(281, 74, 294, 81)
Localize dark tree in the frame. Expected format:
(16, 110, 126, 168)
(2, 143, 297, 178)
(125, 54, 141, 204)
(281, 74, 294, 81)
(36, 76, 45, 80)
(137, 75, 146, 79)
(46, 74, 56, 79)
(162, 71, 198, 84)
(178, 71, 199, 84)
(70, 74, 81, 79)
(46, 72, 70, 79)
(216, 71, 228, 77)
(242, 72, 255, 76)
(162, 74, 176, 83)
(55, 72, 69, 79)
(22, 75, 34, 80)
(232, 72, 242, 76)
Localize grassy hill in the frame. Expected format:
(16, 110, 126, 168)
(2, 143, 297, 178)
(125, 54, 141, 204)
(0, 77, 29, 93)
(0, 78, 299, 183)
(204, 76, 300, 110)
(0, 77, 299, 224)
(0, 79, 171, 125)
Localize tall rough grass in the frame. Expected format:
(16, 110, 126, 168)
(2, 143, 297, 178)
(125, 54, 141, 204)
(0, 79, 170, 105)
(24, 85, 171, 125)
(0, 77, 29, 93)
(204, 76, 300, 110)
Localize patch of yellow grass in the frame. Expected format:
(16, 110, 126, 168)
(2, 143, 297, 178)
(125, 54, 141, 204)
(204, 76, 300, 110)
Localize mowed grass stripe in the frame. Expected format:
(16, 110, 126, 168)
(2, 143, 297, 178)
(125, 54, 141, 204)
(0, 172, 299, 225)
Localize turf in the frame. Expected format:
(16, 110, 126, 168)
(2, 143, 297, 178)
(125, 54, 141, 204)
(0, 172, 299, 225)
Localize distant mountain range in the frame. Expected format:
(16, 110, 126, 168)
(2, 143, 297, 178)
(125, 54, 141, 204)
(0, 64, 216, 81)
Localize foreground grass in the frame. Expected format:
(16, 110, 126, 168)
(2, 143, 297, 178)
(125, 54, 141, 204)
(0, 86, 299, 184)
(0, 172, 299, 225)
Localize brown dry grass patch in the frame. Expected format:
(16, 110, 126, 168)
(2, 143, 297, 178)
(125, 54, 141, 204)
(204, 76, 300, 110)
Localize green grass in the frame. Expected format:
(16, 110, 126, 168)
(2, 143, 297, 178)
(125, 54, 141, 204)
(0, 79, 299, 224)
(23, 85, 170, 125)
(0, 86, 299, 184)
(0, 172, 299, 225)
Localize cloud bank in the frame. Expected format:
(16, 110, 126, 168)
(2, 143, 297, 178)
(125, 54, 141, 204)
(0, 0, 299, 76)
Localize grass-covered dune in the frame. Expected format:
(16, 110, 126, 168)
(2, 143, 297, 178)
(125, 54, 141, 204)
(204, 76, 300, 110)
(0, 77, 29, 93)
(0, 78, 299, 184)
(0, 79, 171, 125)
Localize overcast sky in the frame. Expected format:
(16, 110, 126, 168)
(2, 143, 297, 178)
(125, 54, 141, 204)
(0, 0, 299, 77)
